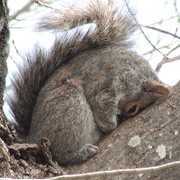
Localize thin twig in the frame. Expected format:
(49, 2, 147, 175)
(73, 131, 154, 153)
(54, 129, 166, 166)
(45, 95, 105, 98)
(174, 0, 179, 14)
(169, 27, 178, 48)
(167, 44, 180, 56)
(9, 0, 35, 21)
(143, 25, 180, 40)
(155, 44, 180, 73)
(167, 55, 180, 61)
(155, 54, 180, 73)
(34, 0, 56, 10)
(11, 40, 24, 60)
(124, 0, 180, 73)
(123, 0, 165, 57)
(0, 160, 180, 180)
(152, 16, 178, 26)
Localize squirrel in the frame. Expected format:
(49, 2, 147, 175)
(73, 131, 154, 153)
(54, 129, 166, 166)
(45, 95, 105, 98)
(7, 0, 171, 166)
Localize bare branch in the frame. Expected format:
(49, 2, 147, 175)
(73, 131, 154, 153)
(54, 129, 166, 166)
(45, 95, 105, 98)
(123, 0, 165, 57)
(167, 44, 180, 56)
(155, 44, 180, 73)
(0, 160, 180, 180)
(11, 40, 24, 60)
(9, 0, 35, 21)
(143, 25, 180, 40)
(174, 0, 179, 14)
(34, 0, 56, 10)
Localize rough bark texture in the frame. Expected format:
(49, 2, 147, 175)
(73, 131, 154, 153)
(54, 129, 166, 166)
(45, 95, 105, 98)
(0, 0, 9, 124)
(0, 0, 11, 177)
(65, 81, 180, 180)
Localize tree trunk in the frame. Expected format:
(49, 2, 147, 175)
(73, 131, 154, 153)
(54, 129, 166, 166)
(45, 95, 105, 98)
(0, 0, 9, 125)
(0, 0, 11, 177)
(65, 81, 180, 180)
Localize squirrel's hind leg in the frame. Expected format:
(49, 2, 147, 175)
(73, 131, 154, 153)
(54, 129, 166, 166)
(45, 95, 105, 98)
(29, 79, 101, 166)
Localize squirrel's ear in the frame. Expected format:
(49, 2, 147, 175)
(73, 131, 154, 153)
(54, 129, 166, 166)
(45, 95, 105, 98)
(142, 80, 172, 98)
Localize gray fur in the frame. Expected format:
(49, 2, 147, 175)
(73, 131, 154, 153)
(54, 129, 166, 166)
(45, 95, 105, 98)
(7, 0, 171, 166)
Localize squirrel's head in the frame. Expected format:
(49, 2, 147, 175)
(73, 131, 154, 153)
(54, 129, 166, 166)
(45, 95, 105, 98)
(119, 80, 172, 119)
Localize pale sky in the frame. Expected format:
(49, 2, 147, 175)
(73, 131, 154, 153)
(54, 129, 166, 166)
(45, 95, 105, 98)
(131, 0, 180, 86)
(7, 0, 180, 86)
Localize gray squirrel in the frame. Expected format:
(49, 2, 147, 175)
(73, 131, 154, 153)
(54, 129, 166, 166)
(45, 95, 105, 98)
(7, 0, 171, 166)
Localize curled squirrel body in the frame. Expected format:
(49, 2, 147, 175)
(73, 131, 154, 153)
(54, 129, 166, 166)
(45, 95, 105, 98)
(8, 0, 171, 166)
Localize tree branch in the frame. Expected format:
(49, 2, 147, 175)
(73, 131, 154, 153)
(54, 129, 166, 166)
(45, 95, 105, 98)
(9, 0, 34, 21)
(0, 160, 180, 180)
(155, 44, 180, 73)
(143, 25, 180, 40)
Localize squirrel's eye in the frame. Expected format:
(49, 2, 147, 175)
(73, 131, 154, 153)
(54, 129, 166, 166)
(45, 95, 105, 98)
(127, 105, 137, 114)
(125, 102, 139, 116)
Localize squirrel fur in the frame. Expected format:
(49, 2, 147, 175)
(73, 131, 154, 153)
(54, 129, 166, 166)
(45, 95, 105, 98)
(7, 0, 171, 166)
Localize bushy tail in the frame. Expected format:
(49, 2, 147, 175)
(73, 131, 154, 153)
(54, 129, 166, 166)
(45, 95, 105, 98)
(37, 0, 136, 48)
(8, 0, 136, 135)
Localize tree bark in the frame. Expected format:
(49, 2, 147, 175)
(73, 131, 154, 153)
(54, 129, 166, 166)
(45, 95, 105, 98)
(66, 81, 180, 180)
(0, 0, 9, 109)
(0, 0, 11, 177)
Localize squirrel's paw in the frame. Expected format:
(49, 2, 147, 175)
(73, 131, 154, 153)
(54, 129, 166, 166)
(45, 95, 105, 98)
(78, 143, 99, 161)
